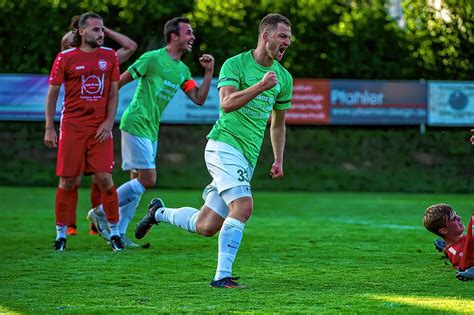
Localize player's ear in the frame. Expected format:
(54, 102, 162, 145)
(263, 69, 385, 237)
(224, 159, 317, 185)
(438, 227, 448, 236)
(78, 28, 86, 37)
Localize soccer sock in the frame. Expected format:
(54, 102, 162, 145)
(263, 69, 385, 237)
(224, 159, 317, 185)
(155, 207, 199, 233)
(56, 225, 67, 240)
(90, 182, 101, 208)
(214, 217, 245, 281)
(55, 187, 74, 239)
(101, 186, 119, 236)
(67, 185, 79, 227)
(108, 222, 119, 237)
(117, 179, 146, 234)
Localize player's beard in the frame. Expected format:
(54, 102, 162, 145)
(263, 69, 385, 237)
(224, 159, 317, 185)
(85, 36, 103, 48)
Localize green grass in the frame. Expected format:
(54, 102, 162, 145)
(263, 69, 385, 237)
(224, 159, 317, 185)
(0, 187, 473, 314)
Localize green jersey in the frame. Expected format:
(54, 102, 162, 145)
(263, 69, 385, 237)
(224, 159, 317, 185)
(120, 47, 194, 140)
(208, 50, 293, 166)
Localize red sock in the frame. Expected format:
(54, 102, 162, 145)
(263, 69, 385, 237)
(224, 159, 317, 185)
(67, 185, 79, 227)
(90, 182, 101, 208)
(56, 187, 75, 226)
(101, 186, 119, 223)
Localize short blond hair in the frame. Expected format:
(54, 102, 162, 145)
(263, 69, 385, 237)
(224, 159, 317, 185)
(423, 203, 454, 237)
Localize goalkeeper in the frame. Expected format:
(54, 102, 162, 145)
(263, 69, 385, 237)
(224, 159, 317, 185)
(423, 203, 474, 281)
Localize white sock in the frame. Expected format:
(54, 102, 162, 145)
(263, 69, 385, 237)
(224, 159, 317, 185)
(155, 207, 199, 233)
(118, 197, 142, 235)
(214, 217, 245, 280)
(56, 225, 67, 240)
(117, 179, 146, 234)
(109, 222, 119, 237)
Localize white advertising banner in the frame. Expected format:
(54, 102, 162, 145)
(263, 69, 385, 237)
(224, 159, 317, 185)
(428, 81, 474, 126)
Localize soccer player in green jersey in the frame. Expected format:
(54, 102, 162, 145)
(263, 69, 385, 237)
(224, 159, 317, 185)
(87, 17, 214, 247)
(135, 13, 293, 288)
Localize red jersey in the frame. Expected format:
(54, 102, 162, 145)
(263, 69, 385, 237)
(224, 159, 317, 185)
(49, 47, 120, 130)
(446, 214, 474, 271)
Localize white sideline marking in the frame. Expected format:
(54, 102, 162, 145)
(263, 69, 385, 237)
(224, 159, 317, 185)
(330, 218, 423, 230)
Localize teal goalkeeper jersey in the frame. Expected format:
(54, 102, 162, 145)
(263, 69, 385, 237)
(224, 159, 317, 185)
(207, 50, 293, 167)
(120, 48, 193, 140)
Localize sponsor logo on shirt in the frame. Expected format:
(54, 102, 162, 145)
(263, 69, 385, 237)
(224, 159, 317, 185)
(81, 74, 105, 99)
(76, 65, 85, 70)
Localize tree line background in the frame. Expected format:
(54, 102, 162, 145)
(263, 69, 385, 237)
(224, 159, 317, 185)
(0, 0, 472, 80)
(1, 0, 474, 192)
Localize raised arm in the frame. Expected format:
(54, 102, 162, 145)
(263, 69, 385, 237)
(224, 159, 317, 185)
(44, 85, 61, 148)
(185, 54, 214, 105)
(104, 27, 137, 64)
(219, 71, 277, 113)
(269, 108, 287, 179)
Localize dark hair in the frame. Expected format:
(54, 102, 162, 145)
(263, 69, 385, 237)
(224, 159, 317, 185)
(69, 15, 80, 30)
(164, 17, 190, 43)
(258, 13, 291, 34)
(71, 12, 103, 47)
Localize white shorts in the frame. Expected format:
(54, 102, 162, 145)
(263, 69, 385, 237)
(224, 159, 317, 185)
(121, 131, 158, 171)
(202, 140, 254, 218)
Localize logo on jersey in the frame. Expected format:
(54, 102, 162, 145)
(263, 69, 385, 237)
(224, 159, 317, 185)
(98, 59, 107, 71)
(81, 74, 105, 96)
(275, 83, 281, 94)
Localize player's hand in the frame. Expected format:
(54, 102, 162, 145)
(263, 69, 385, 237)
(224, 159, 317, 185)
(96, 120, 113, 142)
(455, 266, 474, 281)
(44, 128, 58, 148)
(269, 160, 284, 179)
(260, 71, 277, 91)
(470, 129, 474, 145)
(199, 54, 214, 72)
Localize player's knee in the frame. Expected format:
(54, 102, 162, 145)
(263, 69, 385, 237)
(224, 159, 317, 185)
(59, 177, 77, 191)
(240, 206, 253, 221)
(137, 174, 156, 188)
(93, 173, 113, 190)
(196, 221, 220, 237)
(229, 200, 253, 222)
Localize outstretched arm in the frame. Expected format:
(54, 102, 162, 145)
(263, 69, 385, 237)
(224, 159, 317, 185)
(104, 27, 137, 65)
(185, 54, 214, 105)
(269, 109, 287, 179)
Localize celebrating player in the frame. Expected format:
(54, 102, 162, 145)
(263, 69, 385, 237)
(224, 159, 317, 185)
(423, 203, 474, 280)
(44, 12, 124, 251)
(87, 16, 214, 247)
(135, 13, 293, 288)
(59, 15, 137, 237)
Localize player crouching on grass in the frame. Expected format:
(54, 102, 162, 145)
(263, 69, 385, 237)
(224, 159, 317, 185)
(423, 203, 474, 281)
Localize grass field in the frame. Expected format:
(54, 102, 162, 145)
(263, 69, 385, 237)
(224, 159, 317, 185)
(1, 186, 473, 314)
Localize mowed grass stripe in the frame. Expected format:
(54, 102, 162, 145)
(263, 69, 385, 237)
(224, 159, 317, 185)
(0, 187, 473, 314)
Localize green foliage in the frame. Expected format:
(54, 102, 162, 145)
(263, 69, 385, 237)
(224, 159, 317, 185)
(191, 0, 411, 78)
(2, 122, 474, 193)
(0, 0, 194, 74)
(1, 187, 474, 313)
(0, 0, 471, 79)
(403, 0, 474, 79)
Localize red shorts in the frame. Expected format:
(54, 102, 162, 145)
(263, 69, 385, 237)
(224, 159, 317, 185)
(56, 126, 114, 177)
